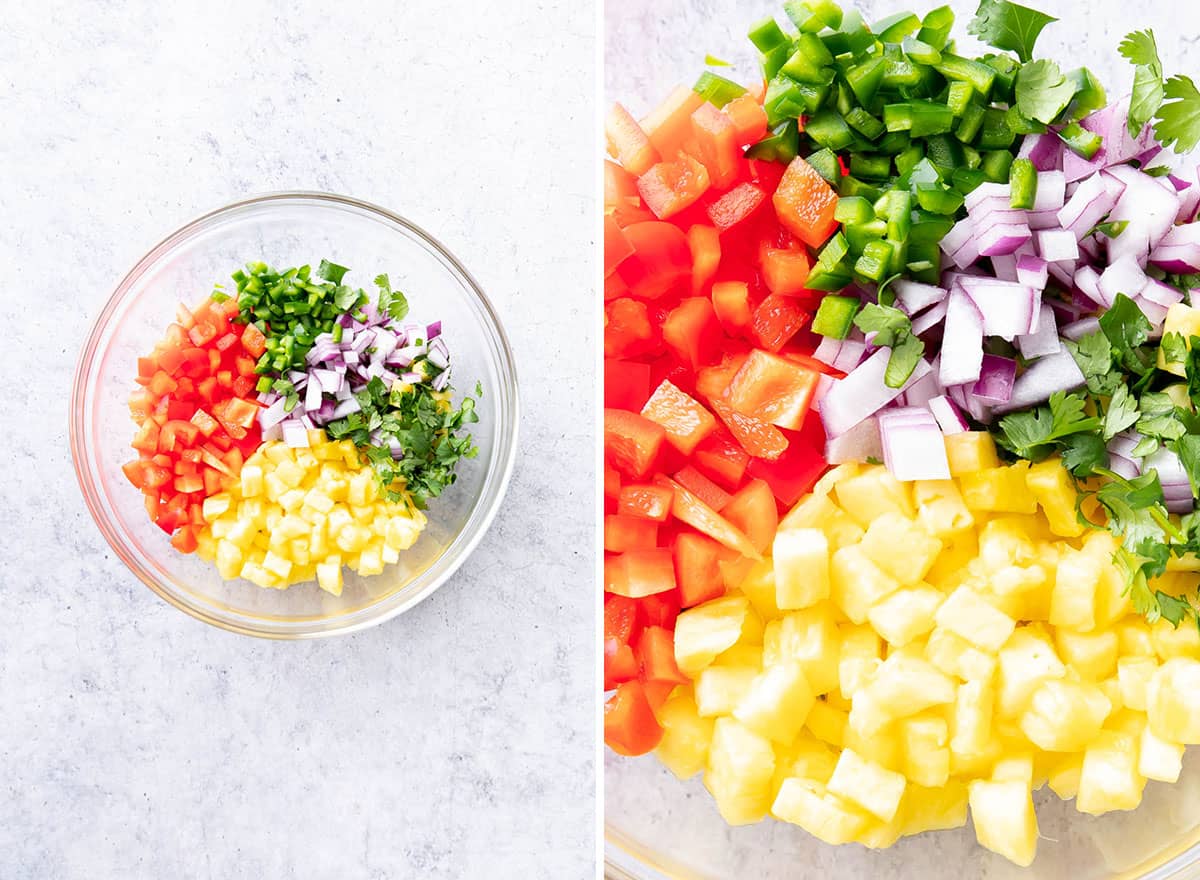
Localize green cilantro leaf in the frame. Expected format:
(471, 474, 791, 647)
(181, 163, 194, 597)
(317, 259, 350, 284)
(1015, 59, 1077, 124)
(1098, 294, 1155, 375)
(995, 390, 1101, 460)
(1162, 332, 1189, 367)
(967, 0, 1057, 63)
(1155, 75, 1200, 154)
(1119, 30, 1165, 137)
(853, 303, 925, 388)
(374, 273, 410, 321)
(1175, 434, 1200, 496)
(333, 284, 364, 311)
(1060, 432, 1108, 477)
(1103, 383, 1140, 440)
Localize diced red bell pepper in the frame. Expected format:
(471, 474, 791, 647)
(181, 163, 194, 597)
(721, 479, 778, 555)
(615, 222, 692, 301)
(604, 464, 622, 505)
(694, 350, 749, 402)
(642, 85, 706, 159)
(690, 102, 740, 189)
(131, 420, 160, 453)
(640, 380, 716, 456)
(691, 429, 751, 489)
(606, 103, 659, 176)
(750, 293, 811, 352)
(654, 475, 761, 560)
(604, 359, 652, 411)
(662, 297, 723, 371)
(241, 323, 268, 357)
(773, 155, 839, 248)
(707, 182, 768, 233)
(605, 680, 663, 756)
(605, 639, 639, 690)
(604, 298, 660, 359)
(170, 525, 199, 554)
(638, 588, 681, 629)
(606, 548, 678, 599)
(747, 428, 828, 507)
(761, 245, 813, 296)
(617, 483, 674, 522)
(712, 399, 789, 461)
(673, 464, 731, 512)
(605, 214, 635, 277)
(604, 593, 642, 645)
(604, 514, 660, 552)
(637, 153, 712, 221)
(711, 280, 753, 334)
(724, 93, 769, 145)
(673, 531, 726, 607)
(687, 224, 721, 297)
(604, 408, 667, 478)
(606, 160, 655, 228)
(638, 626, 690, 686)
(725, 348, 821, 431)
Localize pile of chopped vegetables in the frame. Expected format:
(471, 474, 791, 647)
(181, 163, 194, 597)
(604, 0, 1200, 866)
(124, 260, 479, 592)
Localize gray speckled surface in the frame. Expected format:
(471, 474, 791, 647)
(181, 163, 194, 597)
(0, 2, 594, 878)
(606, 2, 1200, 879)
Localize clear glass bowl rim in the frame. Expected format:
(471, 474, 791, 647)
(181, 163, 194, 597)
(69, 190, 519, 639)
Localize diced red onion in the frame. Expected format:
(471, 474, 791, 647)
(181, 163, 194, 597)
(958, 277, 1038, 340)
(824, 416, 882, 465)
(1017, 304, 1061, 359)
(893, 280, 947, 315)
(977, 223, 1032, 257)
(1097, 255, 1148, 308)
(1035, 229, 1080, 263)
(1102, 166, 1181, 264)
(1062, 316, 1100, 340)
(991, 254, 1019, 282)
(929, 395, 968, 434)
(911, 299, 949, 337)
(1015, 254, 1048, 290)
(1149, 223, 1200, 273)
(304, 377, 322, 411)
(1019, 133, 1064, 172)
(1058, 172, 1122, 239)
(973, 354, 1017, 405)
(879, 407, 951, 481)
(993, 348, 1086, 413)
(820, 349, 932, 437)
(282, 420, 310, 449)
(332, 399, 361, 419)
(260, 397, 290, 429)
(939, 289, 984, 386)
(427, 321, 442, 340)
(1033, 171, 1067, 211)
(832, 339, 867, 374)
(1109, 453, 1141, 481)
(814, 335, 842, 367)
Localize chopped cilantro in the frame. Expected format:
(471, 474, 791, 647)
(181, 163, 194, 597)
(853, 303, 925, 388)
(966, 0, 1057, 63)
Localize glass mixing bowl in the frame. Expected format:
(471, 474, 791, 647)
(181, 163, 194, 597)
(70, 192, 519, 638)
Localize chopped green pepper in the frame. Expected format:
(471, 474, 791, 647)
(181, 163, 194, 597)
(813, 294, 862, 338)
(693, 72, 746, 108)
(1009, 157, 1038, 209)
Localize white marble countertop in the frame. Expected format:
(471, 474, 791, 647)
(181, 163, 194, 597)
(0, 2, 594, 877)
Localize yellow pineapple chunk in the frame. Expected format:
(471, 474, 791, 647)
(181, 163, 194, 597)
(867, 586, 942, 647)
(1158, 302, 1200, 375)
(997, 626, 1066, 719)
(951, 678, 995, 759)
(773, 528, 830, 610)
(935, 586, 1015, 652)
(1020, 678, 1112, 752)
(704, 717, 776, 825)
(926, 627, 997, 682)
(1138, 725, 1184, 783)
(779, 492, 864, 549)
(959, 463, 1038, 514)
(695, 665, 759, 718)
(1055, 628, 1118, 681)
(830, 545, 901, 625)
(734, 661, 815, 744)
(655, 692, 714, 780)
(833, 466, 914, 527)
(805, 700, 848, 747)
(771, 777, 870, 844)
(827, 748, 907, 822)
(901, 781, 969, 836)
(1118, 655, 1158, 711)
(1049, 548, 1101, 632)
(859, 512, 943, 585)
(1025, 458, 1086, 537)
(945, 431, 1001, 474)
(837, 623, 883, 700)
(738, 559, 780, 620)
(1076, 730, 1146, 815)
(899, 713, 950, 787)
(769, 605, 840, 696)
(1151, 618, 1200, 662)
(912, 479, 974, 538)
(851, 655, 955, 736)
(1046, 752, 1083, 799)
(1148, 658, 1200, 743)
(674, 595, 750, 677)
(968, 778, 1038, 866)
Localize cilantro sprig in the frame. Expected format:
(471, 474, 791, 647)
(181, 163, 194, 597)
(967, 0, 1057, 63)
(853, 303, 925, 389)
(325, 376, 480, 509)
(1119, 28, 1200, 153)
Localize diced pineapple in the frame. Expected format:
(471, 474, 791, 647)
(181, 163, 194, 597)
(986, 564, 1049, 623)
(1117, 655, 1158, 711)
(945, 432, 1001, 475)
(771, 777, 871, 844)
(951, 678, 994, 759)
(833, 467, 914, 528)
(926, 628, 997, 682)
(1082, 532, 1134, 627)
(1138, 725, 1184, 783)
(239, 463, 264, 497)
(925, 528, 979, 591)
(704, 717, 776, 825)
(773, 528, 829, 610)
(805, 700, 848, 747)
(1055, 628, 1118, 681)
(1147, 658, 1200, 743)
(770, 605, 840, 696)
(1025, 458, 1086, 537)
(851, 655, 955, 735)
(912, 479, 974, 539)
(935, 587, 1015, 652)
(1046, 752, 1083, 800)
(1151, 618, 1200, 662)
(714, 643, 763, 669)
(958, 463, 1038, 514)
(655, 692, 714, 780)
(312, 554, 341, 595)
(739, 559, 781, 620)
(991, 753, 1034, 787)
(867, 586, 942, 648)
(1158, 302, 1200, 375)
(1049, 548, 1100, 632)
(859, 513, 943, 585)
(1020, 679, 1112, 752)
(838, 623, 883, 701)
(997, 626, 1066, 719)
(977, 518, 1038, 572)
(674, 596, 750, 677)
(830, 545, 900, 624)
(775, 734, 838, 786)
(262, 550, 292, 580)
(899, 713, 950, 787)
(1076, 730, 1146, 815)
(901, 781, 969, 836)
(357, 542, 385, 576)
(968, 778, 1038, 866)
(734, 661, 815, 744)
(696, 665, 760, 718)
(827, 748, 907, 822)
(1117, 617, 1155, 657)
(779, 492, 864, 549)
(842, 716, 903, 773)
(214, 540, 243, 580)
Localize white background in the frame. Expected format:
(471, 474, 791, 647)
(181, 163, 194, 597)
(0, 1, 595, 877)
